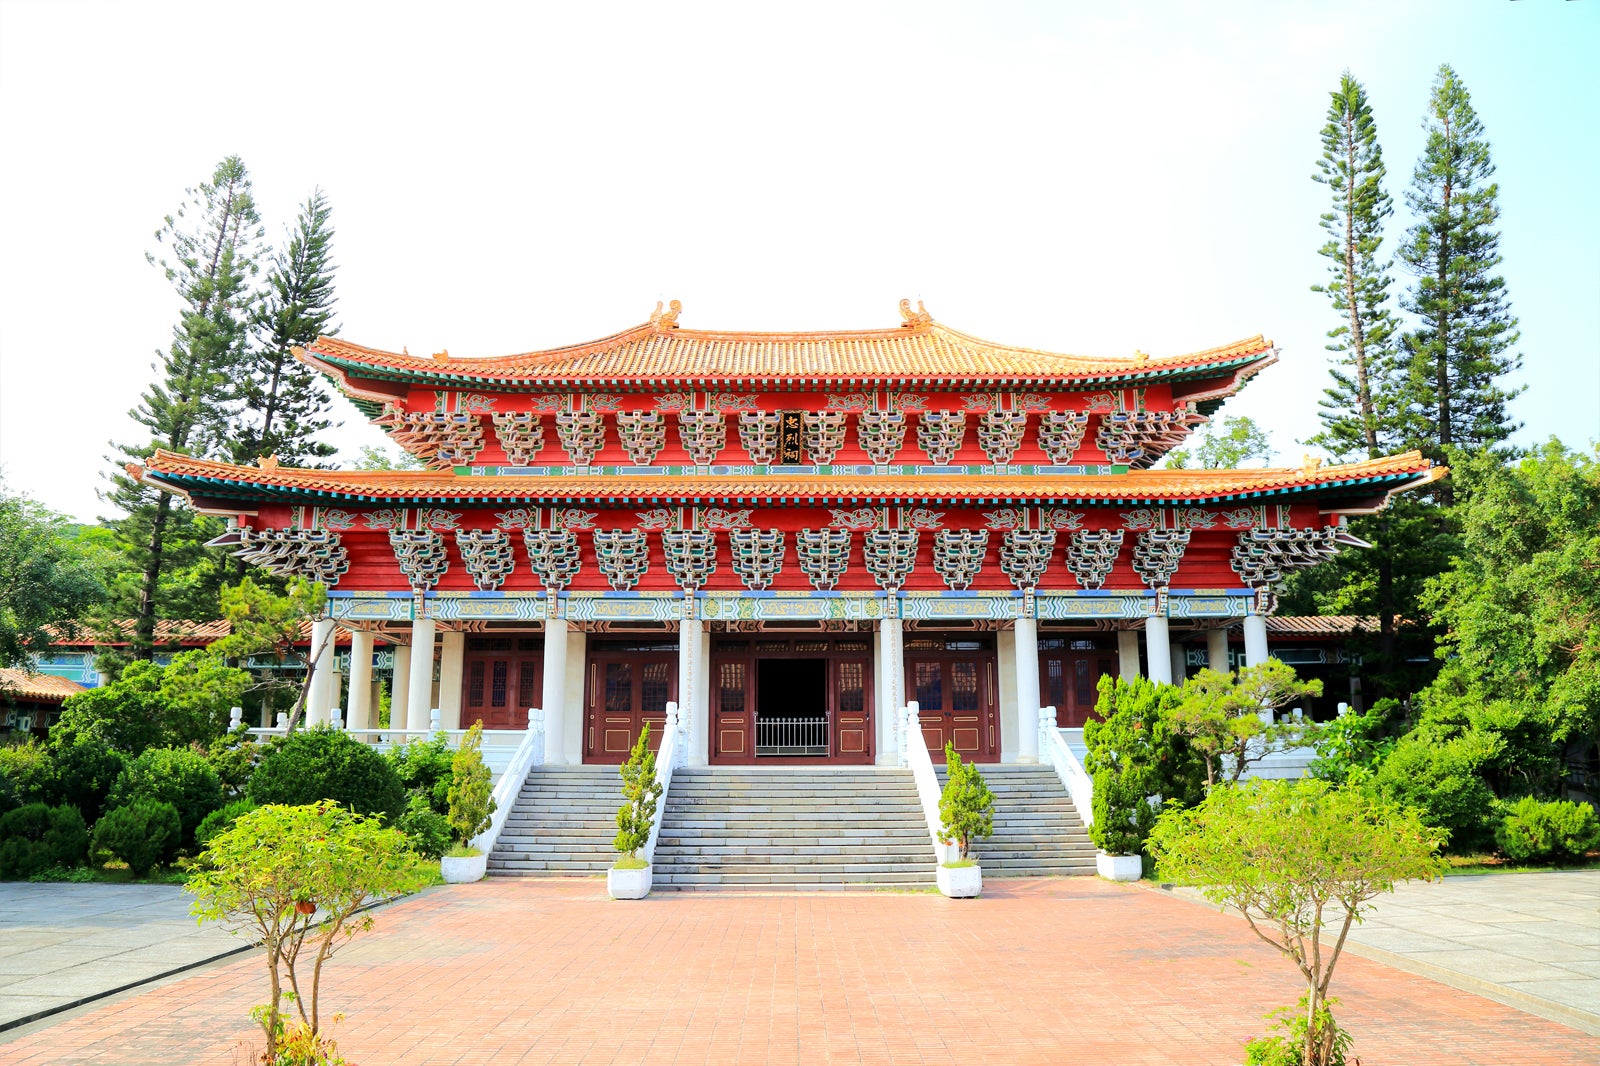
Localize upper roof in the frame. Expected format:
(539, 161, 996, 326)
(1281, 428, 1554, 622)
(135, 450, 1443, 510)
(0, 668, 87, 704)
(298, 300, 1277, 394)
(45, 619, 353, 648)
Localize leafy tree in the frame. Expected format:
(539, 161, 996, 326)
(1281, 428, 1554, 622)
(387, 733, 455, 814)
(1173, 661, 1324, 789)
(56, 650, 250, 754)
(1309, 72, 1403, 462)
(212, 577, 330, 732)
(1397, 64, 1522, 480)
(233, 190, 340, 467)
(614, 723, 662, 863)
(1164, 415, 1273, 470)
(188, 802, 424, 1061)
(1147, 780, 1445, 1066)
(106, 156, 264, 656)
(353, 444, 425, 471)
(0, 488, 108, 673)
(1368, 728, 1499, 852)
(1083, 675, 1206, 856)
(1309, 699, 1402, 785)
(938, 742, 994, 861)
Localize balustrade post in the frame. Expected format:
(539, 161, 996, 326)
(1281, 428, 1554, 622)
(229, 706, 242, 730)
(429, 707, 441, 733)
(330, 707, 344, 730)
(1038, 704, 1058, 753)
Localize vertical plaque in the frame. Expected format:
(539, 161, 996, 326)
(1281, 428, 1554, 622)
(779, 411, 803, 464)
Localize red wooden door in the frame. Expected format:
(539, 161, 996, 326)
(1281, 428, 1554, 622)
(831, 655, 873, 761)
(713, 653, 752, 761)
(1039, 640, 1119, 728)
(906, 642, 998, 762)
(584, 644, 677, 764)
(462, 639, 542, 730)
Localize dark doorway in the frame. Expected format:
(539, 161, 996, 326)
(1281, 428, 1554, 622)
(756, 658, 827, 756)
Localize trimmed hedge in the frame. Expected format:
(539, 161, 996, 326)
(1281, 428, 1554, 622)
(0, 803, 89, 879)
(92, 802, 181, 877)
(194, 799, 258, 850)
(108, 747, 224, 850)
(1496, 797, 1600, 864)
(248, 727, 405, 821)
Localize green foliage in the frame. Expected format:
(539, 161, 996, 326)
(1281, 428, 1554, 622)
(614, 724, 662, 860)
(938, 743, 994, 860)
(447, 723, 495, 847)
(395, 793, 452, 859)
(1495, 797, 1600, 865)
(0, 485, 108, 670)
(1083, 674, 1205, 856)
(248, 727, 405, 821)
(195, 799, 259, 850)
(0, 803, 89, 878)
(44, 727, 126, 825)
(91, 801, 181, 877)
(1310, 700, 1401, 784)
(188, 802, 424, 1059)
(1172, 660, 1323, 789)
(57, 650, 251, 754)
(108, 746, 225, 850)
(1368, 730, 1499, 853)
(1148, 780, 1444, 1066)
(353, 445, 425, 471)
(1163, 415, 1273, 471)
(0, 765, 18, 815)
(215, 577, 330, 731)
(386, 733, 454, 814)
(0, 743, 57, 807)
(1246, 995, 1354, 1066)
(206, 725, 261, 800)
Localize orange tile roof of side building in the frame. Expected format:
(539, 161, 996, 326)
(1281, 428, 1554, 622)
(0, 668, 88, 703)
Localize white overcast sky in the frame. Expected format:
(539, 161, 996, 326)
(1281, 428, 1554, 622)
(1, 0, 1595, 522)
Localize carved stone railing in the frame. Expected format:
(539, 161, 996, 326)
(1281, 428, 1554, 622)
(470, 707, 547, 854)
(642, 701, 689, 865)
(899, 701, 960, 864)
(1037, 705, 1094, 828)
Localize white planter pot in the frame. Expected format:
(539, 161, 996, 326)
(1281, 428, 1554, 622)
(1096, 852, 1143, 882)
(607, 864, 652, 900)
(440, 851, 488, 883)
(937, 863, 982, 898)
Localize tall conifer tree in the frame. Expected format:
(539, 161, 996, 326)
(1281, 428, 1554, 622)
(1398, 64, 1522, 488)
(234, 189, 340, 466)
(106, 156, 263, 658)
(1309, 72, 1401, 461)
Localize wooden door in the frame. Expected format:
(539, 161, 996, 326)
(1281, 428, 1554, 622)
(1040, 640, 1119, 728)
(830, 655, 873, 761)
(906, 648, 997, 762)
(584, 647, 677, 763)
(462, 638, 542, 730)
(712, 653, 752, 761)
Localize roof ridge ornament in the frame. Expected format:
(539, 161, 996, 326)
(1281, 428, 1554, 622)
(431, 349, 450, 362)
(898, 298, 933, 329)
(650, 299, 683, 330)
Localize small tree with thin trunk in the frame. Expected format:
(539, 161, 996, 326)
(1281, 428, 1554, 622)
(446, 722, 496, 856)
(1147, 779, 1445, 1066)
(212, 576, 329, 732)
(614, 724, 661, 866)
(938, 742, 994, 861)
(1173, 660, 1324, 789)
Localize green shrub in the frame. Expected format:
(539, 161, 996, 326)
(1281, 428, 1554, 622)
(614, 724, 661, 861)
(194, 799, 258, 850)
(0, 765, 19, 815)
(91, 801, 181, 877)
(0, 803, 89, 878)
(0, 743, 54, 805)
(108, 747, 224, 850)
(447, 723, 496, 848)
(396, 793, 452, 859)
(204, 726, 260, 800)
(387, 734, 454, 814)
(1370, 732, 1498, 852)
(1083, 674, 1206, 856)
(938, 742, 994, 861)
(248, 727, 405, 821)
(1496, 797, 1600, 864)
(44, 728, 125, 824)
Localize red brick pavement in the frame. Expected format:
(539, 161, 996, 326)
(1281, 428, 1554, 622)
(1, 877, 1592, 1065)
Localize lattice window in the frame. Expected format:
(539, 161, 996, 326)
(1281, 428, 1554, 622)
(677, 411, 727, 465)
(662, 529, 719, 591)
(375, 409, 485, 469)
(388, 530, 450, 593)
(1064, 530, 1124, 590)
(554, 410, 606, 466)
(233, 528, 349, 586)
(522, 530, 582, 592)
(932, 529, 989, 591)
(803, 412, 847, 465)
(1229, 528, 1342, 587)
(916, 411, 967, 465)
(1132, 529, 1191, 588)
(863, 529, 919, 592)
(978, 411, 1028, 464)
(999, 530, 1057, 589)
(795, 529, 852, 590)
(737, 411, 781, 464)
(455, 529, 516, 591)
(593, 530, 650, 590)
(616, 411, 667, 465)
(728, 529, 786, 590)
(1096, 408, 1206, 468)
(489, 412, 545, 465)
(857, 411, 907, 464)
(1037, 411, 1090, 463)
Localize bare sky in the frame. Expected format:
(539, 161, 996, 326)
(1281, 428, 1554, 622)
(1, 0, 1595, 522)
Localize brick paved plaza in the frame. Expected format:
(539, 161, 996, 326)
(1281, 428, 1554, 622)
(3, 877, 1595, 1066)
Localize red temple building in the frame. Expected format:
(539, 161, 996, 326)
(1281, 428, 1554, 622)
(135, 300, 1440, 770)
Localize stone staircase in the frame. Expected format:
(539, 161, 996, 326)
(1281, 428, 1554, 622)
(652, 767, 936, 890)
(937, 763, 1096, 876)
(487, 765, 621, 876)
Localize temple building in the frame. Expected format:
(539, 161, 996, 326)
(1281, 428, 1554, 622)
(133, 300, 1440, 767)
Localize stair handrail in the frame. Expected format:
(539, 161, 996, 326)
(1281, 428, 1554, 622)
(642, 700, 687, 865)
(1037, 705, 1094, 828)
(902, 702, 959, 864)
(470, 707, 547, 854)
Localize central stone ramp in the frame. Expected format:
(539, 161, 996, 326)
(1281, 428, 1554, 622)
(936, 763, 1096, 876)
(488, 765, 621, 876)
(653, 767, 934, 891)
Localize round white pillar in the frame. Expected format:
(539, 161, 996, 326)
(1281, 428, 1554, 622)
(438, 630, 466, 730)
(1145, 614, 1173, 685)
(305, 617, 337, 726)
(541, 617, 569, 765)
(389, 643, 411, 731)
(347, 630, 375, 732)
(1206, 627, 1230, 674)
(1014, 616, 1041, 763)
(1243, 612, 1270, 667)
(679, 616, 708, 766)
(406, 615, 437, 732)
(1169, 641, 1188, 686)
(1117, 629, 1142, 680)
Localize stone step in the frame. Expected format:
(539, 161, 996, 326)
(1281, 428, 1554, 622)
(654, 870, 934, 886)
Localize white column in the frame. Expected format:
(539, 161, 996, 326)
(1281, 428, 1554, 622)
(1117, 629, 1142, 680)
(541, 617, 569, 764)
(679, 615, 708, 766)
(696, 621, 710, 759)
(1145, 614, 1173, 685)
(1013, 615, 1040, 763)
(1243, 612, 1270, 667)
(306, 617, 337, 726)
(877, 618, 906, 765)
(1206, 628, 1230, 674)
(564, 628, 587, 764)
(389, 644, 410, 731)
(1169, 641, 1188, 686)
(347, 630, 375, 732)
(406, 615, 437, 731)
(438, 630, 465, 730)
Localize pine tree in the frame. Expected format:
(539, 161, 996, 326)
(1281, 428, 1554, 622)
(1398, 64, 1522, 483)
(105, 156, 264, 658)
(1309, 72, 1402, 461)
(233, 190, 340, 466)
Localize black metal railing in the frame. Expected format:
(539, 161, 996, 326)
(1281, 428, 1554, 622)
(755, 715, 829, 756)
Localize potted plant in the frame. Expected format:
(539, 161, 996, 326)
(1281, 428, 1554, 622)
(441, 723, 496, 883)
(609, 724, 662, 900)
(936, 742, 993, 898)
